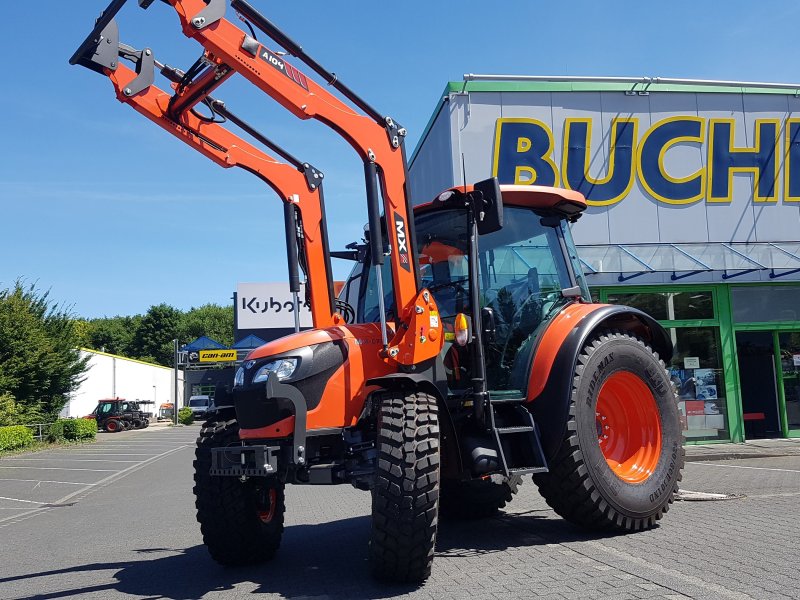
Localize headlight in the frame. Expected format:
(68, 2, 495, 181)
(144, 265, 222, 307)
(233, 367, 244, 388)
(252, 358, 298, 383)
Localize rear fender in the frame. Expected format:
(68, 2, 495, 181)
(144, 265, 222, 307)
(528, 304, 672, 461)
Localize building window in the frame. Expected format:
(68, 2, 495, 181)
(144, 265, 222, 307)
(606, 291, 713, 321)
(667, 327, 728, 441)
(732, 286, 800, 323)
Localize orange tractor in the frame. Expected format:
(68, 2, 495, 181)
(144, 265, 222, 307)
(72, 0, 683, 583)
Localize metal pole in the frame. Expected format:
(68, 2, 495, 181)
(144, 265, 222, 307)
(173, 339, 179, 426)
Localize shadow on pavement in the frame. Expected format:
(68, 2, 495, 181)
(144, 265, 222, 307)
(436, 510, 618, 557)
(3, 510, 621, 599)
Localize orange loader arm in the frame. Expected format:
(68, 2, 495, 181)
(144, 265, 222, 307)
(92, 52, 336, 327)
(166, 0, 442, 365)
(71, 0, 443, 365)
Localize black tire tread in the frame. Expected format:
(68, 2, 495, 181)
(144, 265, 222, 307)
(370, 390, 440, 583)
(533, 331, 684, 532)
(193, 416, 285, 565)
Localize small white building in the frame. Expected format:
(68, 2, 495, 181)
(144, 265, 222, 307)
(61, 349, 184, 419)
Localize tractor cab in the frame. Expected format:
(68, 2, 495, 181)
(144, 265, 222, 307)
(338, 179, 589, 401)
(413, 181, 589, 397)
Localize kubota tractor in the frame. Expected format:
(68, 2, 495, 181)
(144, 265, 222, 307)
(72, 0, 683, 583)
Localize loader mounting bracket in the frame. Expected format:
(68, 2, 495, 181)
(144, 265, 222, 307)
(301, 162, 324, 191)
(74, 18, 120, 74)
(189, 0, 226, 30)
(118, 45, 155, 96)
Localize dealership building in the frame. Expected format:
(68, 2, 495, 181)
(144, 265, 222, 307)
(409, 76, 800, 444)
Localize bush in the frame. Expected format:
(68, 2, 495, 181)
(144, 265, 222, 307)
(49, 418, 98, 442)
(0, 425, 34, 451)
(48, 419, 66, 441)
(178, 407, 194, 425)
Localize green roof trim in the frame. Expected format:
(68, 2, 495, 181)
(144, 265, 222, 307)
(445, 79, 800, 95)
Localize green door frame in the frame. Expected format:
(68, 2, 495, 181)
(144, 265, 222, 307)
(731, 322, 800, 438)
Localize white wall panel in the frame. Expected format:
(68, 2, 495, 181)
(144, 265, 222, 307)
(62, 351, 183, 419)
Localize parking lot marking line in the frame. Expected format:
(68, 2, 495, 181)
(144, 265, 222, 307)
(0, 496, 49, 504)
(0, 444, 190, 526)
(0, 466, 118, 472)
(0, 496, 47, 505)
(1, 458, 141, 463)
(43, 453, 155, 456)
(583, 541, 757, 600)
(689, 462, 800, 474)
(0, 479, 96, 486)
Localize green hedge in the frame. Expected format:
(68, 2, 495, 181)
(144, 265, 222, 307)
(49, 418, 98, 442)
(178, 407, 194, 425)
(0, 425, 34, 451)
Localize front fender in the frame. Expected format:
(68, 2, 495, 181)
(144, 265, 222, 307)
(526, 303, 672, 461)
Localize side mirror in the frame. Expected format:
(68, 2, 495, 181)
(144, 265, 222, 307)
(481, 307, 496, 344)
(472, 177, 504, 235)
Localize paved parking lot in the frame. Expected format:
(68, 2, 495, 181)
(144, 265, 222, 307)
(0, 426, 196, 526)
(2, 428, 799, 600)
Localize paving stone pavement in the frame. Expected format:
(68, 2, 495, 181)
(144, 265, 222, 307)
(1, 428, 799, 599)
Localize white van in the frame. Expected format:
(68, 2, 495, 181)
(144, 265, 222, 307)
(187, 395, 212, 419)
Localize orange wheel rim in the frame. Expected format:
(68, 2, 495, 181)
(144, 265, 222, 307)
(596, 371, 662, 483)
(256, 488, 277, 524)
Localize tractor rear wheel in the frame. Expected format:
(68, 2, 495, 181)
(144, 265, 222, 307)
(370, 389, 440, 583)
(439, 475, 520, 520)
(194, 416, 284, 565)
(533, 331, 683, 531)
(105, 420, 120, 433)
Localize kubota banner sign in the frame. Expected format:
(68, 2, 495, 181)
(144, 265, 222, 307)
(236, 282, 313, 330)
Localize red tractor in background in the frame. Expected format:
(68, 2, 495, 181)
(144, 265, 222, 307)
(86, 398, 152, 432)
(73, 0, 683, 583)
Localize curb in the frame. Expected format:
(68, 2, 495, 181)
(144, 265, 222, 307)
(685, 451, 800, 463)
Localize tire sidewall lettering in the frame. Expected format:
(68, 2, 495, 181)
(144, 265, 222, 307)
(574, 334, 682, 517)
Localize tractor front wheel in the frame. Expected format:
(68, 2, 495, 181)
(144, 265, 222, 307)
(194, 416, 285, 565)
(370, 389, 440, 583)
(534, 331, 684, 531)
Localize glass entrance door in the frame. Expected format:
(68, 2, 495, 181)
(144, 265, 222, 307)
(735, 332, 782, 439)
(778, 332, 800, 433)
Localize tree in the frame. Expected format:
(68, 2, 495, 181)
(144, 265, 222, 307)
(131, 303, 181, 366)
(178, 304, 234, 347)
(84, 315, 141, 356)
(0, 282, 89, 422)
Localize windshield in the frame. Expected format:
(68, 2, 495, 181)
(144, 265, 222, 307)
(189, 398, 209, 407)
(479, 208, 574, 390)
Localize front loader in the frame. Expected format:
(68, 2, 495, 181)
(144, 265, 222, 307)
(72, 0, 684, 584)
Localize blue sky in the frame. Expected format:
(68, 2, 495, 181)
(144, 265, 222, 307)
(1, 1, 798, 318)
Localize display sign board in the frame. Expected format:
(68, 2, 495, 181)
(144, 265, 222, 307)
(236, 282, 313, 330)
(683, 356, 701, 369)
(199, 350, 237, 363)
